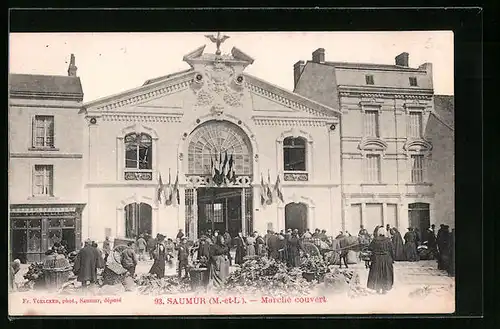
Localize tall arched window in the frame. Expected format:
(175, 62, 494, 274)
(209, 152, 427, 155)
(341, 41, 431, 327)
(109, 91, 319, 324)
(124, 202, 152, 239)
(283, 137, 306, 171)
(125, 133, 153, 170)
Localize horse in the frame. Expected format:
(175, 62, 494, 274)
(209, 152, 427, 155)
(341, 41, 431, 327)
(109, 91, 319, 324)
(335, 236, 364, 269)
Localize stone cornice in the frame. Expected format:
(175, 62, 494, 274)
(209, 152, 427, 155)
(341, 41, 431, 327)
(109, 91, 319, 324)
(243, 73, 341, 118)
(10, 91, 83, 102)
(101, 113, 183, 123)
(338, 85, 433, 100)
(10, 152, 83, 159)
(252, 115, 335, 127)
(83, 71, 194, 112)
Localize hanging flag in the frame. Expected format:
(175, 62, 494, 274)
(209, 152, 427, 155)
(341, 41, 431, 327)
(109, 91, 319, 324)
(266, 171, 273, 204)
(165, 170, 172, 205)
(221, 151, 228, 176)
(274, 174, 284, 203)
(260, 175, 267, 205)
(231, 169, 237, 183)
(172, 172, 180, 206)
(226, 153, 234, 181)
(156, 173, 164, 204)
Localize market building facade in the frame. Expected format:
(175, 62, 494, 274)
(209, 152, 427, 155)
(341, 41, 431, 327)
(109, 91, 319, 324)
(293, 48, 454, 234)
(80, 41, 342, 245)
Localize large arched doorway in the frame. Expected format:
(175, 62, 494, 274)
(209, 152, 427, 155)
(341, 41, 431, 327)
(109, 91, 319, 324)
(408, 202, 430, 234)
(124, 202, 152, 239)
(185, 120, 253, 239)
(285, 202, 308, 234)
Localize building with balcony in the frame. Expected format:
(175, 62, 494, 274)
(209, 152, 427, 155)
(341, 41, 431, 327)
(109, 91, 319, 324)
(294, 48, 454, 234)
(8, 55, 86, 263)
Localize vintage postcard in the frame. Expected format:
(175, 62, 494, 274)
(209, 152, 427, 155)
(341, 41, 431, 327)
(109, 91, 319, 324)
(8, 31, 455, 316)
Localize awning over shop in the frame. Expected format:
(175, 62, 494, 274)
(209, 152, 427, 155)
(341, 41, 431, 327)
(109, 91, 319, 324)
(10, 204, 86, 216)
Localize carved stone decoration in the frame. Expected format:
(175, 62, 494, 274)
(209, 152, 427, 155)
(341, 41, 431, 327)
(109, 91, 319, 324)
(124, 171, 153, 181)
(193, 56, 245, 112)
(186, 175, 252, 188)
(283, 173, 309, 182)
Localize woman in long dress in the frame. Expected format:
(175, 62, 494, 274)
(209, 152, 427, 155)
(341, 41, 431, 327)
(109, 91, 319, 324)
(234, 232, 246, 265)
(287, 230, 303, 267)
(208, 235, 230, 288)
(403, 228, 419, 262)
(390, 227, 405, 261)
(149, 234, 167, 279)
(367, 227, 395, 294)
(246, 233, 256, 257)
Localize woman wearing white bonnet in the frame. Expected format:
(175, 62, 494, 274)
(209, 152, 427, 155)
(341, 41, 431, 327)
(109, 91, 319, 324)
(366, 225, 394, 294)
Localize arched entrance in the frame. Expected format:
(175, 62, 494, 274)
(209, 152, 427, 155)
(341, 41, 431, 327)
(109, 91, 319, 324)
(124, 202, 152, 238)
(184, 120, 253, 239)
(285, 202, 308, 234)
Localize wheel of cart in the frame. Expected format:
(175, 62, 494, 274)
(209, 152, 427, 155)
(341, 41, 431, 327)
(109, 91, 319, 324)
(112, 237, 135, 263)
(301, 241, 321, 259)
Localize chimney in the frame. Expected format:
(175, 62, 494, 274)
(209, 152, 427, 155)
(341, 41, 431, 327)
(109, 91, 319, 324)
(293, 60, 305, 88)
(67, 54, 77, 77)
(312, 48, 325, 63)
(395, 52, 409, 67)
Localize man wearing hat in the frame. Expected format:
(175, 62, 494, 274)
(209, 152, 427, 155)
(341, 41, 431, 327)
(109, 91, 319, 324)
(121, 241, 138, 276)
(177, 237, 190, 279)
(73, 239, 100, 289)
(312, 228, 320, 238)
(136, 234, 147, 261)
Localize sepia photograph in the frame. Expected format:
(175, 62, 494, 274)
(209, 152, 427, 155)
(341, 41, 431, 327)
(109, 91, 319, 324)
(8, 30, 455, 316)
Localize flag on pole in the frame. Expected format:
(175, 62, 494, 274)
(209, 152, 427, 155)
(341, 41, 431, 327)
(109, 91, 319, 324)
(274, 174, 284, 203)
(165, 170, 172, 205)
(156, 173, 164, 204)
(260, 175, 267, 205)
(221, 151, 228, 176)
(226, 153, 234, 181)
(172, 172, 180, 206)
(266, 171, 273, 203)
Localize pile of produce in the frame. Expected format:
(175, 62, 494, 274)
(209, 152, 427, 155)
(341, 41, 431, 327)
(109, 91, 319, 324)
(322, 267, 373, 298)
(102, 261, 128, 285)
(300, 256, 328, 281)
(22, 262, 45, 289)
(135, 274, 191, 295)
(220, 257, 315, 296)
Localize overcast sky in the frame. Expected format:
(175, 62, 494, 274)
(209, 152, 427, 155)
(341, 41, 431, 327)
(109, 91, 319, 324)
(9, 32, 453, 103)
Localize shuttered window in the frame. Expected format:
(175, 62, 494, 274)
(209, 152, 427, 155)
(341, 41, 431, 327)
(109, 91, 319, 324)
(33, 165, 53, 196)
(408, 112, 423, 138)
(364, 154, 381, 183)
(32, 116, 54, 148)
(411, 155, 425, 183)
(364, 110, 379, 137)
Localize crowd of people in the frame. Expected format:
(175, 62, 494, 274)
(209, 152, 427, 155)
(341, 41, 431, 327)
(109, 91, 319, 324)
(360, 223, 455, 295)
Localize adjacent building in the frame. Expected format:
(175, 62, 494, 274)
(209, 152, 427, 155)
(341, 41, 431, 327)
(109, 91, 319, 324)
(8, 55, 86, 263)
(294, 48, 454, 234)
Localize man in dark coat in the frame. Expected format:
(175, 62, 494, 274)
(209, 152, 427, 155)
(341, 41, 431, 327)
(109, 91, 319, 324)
(102, 236, 111, 264)
(177, 237, 190, 279)
(147, 234, 157, 260)
(223, 231, 233, 265)
(437, 225, 451, 270)
(267, 231, 280, 260)
(73, 239, 99, 288)
(287, 229, 303, 267)
(197, 235, 211, 261)
(312, 229, 320, 238)
(424, 227, 437, 258)
(121, 241, 138, 276)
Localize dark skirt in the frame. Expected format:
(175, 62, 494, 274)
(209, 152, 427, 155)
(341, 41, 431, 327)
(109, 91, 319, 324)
(235, 247, 246, 265)
(149, 258, 166, 279)
(404, 242, 419, 262)
(367, 254, 394, 292)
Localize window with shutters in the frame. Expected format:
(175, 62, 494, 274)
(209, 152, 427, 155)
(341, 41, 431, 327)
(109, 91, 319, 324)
(411, 154, 425, 183)
(365, 75, 374, 85)
(364, 110, 380, 137)
(407, 111, 423, 138)
(32, 116, 55, 148)
(364, 154, 381, 183)
(409, 77, 418, 86)
(33, 165, 53, 196)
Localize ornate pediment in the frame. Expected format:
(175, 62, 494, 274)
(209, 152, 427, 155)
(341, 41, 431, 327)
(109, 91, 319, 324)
(358, 138, 388, 152)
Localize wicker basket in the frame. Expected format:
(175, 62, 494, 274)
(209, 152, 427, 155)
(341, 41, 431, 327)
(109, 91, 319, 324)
(43, 266, 73, 291)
